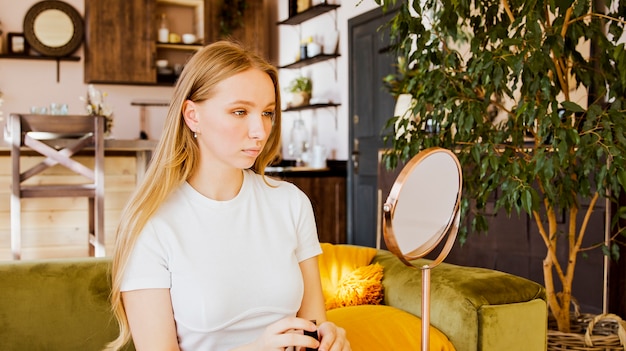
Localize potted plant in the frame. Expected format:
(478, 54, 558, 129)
(287, 76, 313, 107)
(376, 0, 626, 340)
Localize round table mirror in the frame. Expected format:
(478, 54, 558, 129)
(383, 147, 462, 264)
(23, 0, 84, 57)
(382, 147, 462, 351)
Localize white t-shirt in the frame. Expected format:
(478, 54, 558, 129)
(120, 169, 322, 351)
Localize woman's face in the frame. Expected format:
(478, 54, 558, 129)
(185, 68, 276, 172)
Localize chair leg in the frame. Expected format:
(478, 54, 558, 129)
(88, 197, 95, 256)
(95, 193, 106, 257)
(88, 197, 106, 257)
(10, 194, 21, 260)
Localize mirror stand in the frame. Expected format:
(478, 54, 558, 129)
(382, 147, 462, 351)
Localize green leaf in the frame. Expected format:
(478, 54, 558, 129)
(561, 101, 585, 113)
(618, 170, 626, 192)
(521, 188, 534, 214)
(611, 243, 620, 261)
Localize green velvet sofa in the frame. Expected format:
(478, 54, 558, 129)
(372, 251, 547, 350)
(0, 250, 547, 351)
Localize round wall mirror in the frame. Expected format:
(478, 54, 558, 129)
(23, 0, 84, 57)
(383, 147, 462, 265)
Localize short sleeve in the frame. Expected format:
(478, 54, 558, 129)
(294, 189, 322, 262)
(120, 221, 172, 291)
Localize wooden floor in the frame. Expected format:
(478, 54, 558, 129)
(0, 155, 138, 261)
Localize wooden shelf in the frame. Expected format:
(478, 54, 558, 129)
(156, 43, 203, 51)
(279, 54, 340, 69)
(277, 4, 340, 25)
(0, 54, 80, 61)
(0, 54, 81, 82)
(156, 0, 202, 6)
(283, 102, 340, 113)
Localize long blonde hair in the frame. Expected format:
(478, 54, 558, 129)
(106, 41, 282, 350)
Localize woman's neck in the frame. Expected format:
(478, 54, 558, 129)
(187, 167, 244, 201)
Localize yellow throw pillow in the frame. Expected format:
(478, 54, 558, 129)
(318, 243, 382, 309)
(325, 263, 384, 310)
(327, 305, 456, 351)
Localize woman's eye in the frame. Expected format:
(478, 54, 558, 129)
(233, 110, 246, 117)
(263, 111, 276, 119)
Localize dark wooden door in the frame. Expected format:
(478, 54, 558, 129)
(84, 0, 155, 84)
(347, 8, 397, 247)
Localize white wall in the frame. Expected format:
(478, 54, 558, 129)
(0, 0, 383, 159)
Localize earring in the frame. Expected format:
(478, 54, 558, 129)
(193, 131, 197, 138)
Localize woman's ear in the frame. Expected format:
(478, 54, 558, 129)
(182, 100, 199, 130)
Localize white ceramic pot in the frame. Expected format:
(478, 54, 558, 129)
(323, 31, 339, 55)
(182, 33, 197, 44)
(291, 92, 311, 107)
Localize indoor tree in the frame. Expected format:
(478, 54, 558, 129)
(376, 0, 626, 333)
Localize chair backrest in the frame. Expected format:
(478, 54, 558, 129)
(9, 113, 105, 187)
(12, 113, 101, 135)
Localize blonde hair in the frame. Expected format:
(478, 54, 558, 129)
(106, 41, 282, 350)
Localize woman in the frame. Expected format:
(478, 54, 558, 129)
(107, 41, 350, 351)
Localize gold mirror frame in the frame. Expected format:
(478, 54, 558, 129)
(23, 0, 84, 57)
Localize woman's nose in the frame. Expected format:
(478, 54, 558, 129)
(248, 114, 269, 140)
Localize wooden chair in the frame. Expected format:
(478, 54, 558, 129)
(9, 113, 105, 260)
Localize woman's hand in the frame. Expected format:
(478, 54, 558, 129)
(315, 321, 350, 351)
(237, 317, 319, 351)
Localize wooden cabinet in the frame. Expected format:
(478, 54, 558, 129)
(275, 165, 347, 244)
(84, 0, 155, 84)
(204, 0, 269, 59)
(84, 0, 268, 85)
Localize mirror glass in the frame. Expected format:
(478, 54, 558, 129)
(383, 148, 462, 261)
(33, 9, 74, 47)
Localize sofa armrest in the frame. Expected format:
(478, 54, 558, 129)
(373, 250, 547, 351)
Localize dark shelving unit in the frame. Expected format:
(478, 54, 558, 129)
(277, 4, 340, 25)
(283, 102, 341, 113)
(279, 53, 340, 69)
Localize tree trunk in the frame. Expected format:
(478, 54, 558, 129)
(537, 193, 600, 333)
(538, 204, 572, 333)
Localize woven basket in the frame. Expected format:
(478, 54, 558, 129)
(548, 313, 626, 351)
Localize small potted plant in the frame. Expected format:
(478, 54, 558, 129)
(287, 76, 312, 107)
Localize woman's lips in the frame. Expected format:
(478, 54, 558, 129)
(242, 148, 262, 157)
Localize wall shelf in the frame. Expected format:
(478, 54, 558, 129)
(156, 43, 203, 51)
(0, 54, 80, 61)
(0, 54, 81, 82)
(283, 102, 340, 113)
(279, 54, 340, 69)
(277, 4, 340, 25)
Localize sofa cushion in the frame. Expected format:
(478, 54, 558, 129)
(0, 257, 134, 351)
(327, 304, 456, 351)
